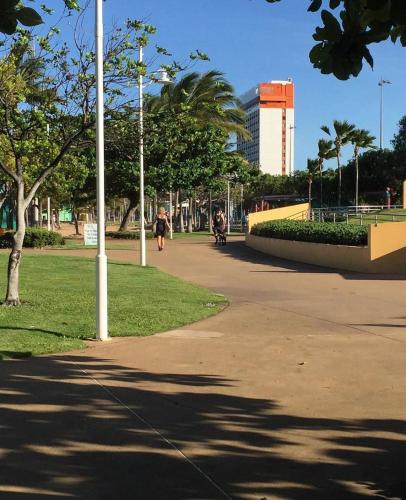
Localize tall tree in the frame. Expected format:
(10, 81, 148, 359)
(317, 138, 334, 206)
(307, 158, 319, 206)
(148, 70, 250, 139)
(392, 115, 406, 153)
(146, 70, 249, 231)
(3, 2, 405, 81)
(0, 20, 158, 305)
(321, 120, 355, 206)
(0, 1, 79, 34)
(350, 129, 376, 207)
(266, 0, 406, 80)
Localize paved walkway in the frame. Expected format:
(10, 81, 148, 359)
(1, 236, 406, 499)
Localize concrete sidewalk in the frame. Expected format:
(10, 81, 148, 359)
(1, 236, 406, 499)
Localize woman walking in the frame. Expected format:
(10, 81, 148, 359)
(155, 207, 170, 251)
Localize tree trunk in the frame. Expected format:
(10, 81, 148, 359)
(208, 191, 212, 232)
(308, 180, 312, 207)
(6, 203, 14, 230)
(0, 193, 8, 212)
(355, 149, 359, 209)
(337, 153, 341, 207)
(154, 194, 158, 218)
(175, 191, 179, 218)
(174, 191, 179, 231)
(187, 197, 193, 233)
(119, 198, 137, 232)
(193, 198, 198, 230)
(319, 165, 323, 207)
(72, 208, 81, 235)
(5, 185, 26, 306)
(179, 192, 185, 233)
(39, 199, 43, 227)
(33, 198, 39, 227)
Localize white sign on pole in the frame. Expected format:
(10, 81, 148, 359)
(84, 224, 98, 246)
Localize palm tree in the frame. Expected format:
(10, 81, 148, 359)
(350, 129, 376, 208)
(148, 71, 250, 233)
(321, 120, 355, 206)
(307, 158, 319, 206)
(148, 70, 250, 139)
(317, 138, 334, 207)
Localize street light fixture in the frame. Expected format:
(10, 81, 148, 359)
(378, 77, 391, 150)
(95, 0, 108, 341)
(138, 45, 170, 267)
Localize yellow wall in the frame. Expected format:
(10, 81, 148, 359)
(247, 203, 309, 232)
(367, 221, 406, 273)
(246, 221, 406, 274)
(246, 234, 372, 273)
(369, 221, 406, 260)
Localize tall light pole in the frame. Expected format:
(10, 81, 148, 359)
(137, 50, 170, 265)
(46, 124, 51, 232)
(95, 0, 108, 341)
(379, 77, 391, 150)
(138, 45, 147, 266)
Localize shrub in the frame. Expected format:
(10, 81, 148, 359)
(0, 231, 13, 249)
(251, 220, 368, 246)
(0, 228, 65, 248)
(105, 231, 154, 240)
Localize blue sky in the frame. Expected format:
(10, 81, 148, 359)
(60, 0, 406, 170)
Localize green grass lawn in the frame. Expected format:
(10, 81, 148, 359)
(60, 232, 244, 248)
(348, 208, 406, 225)
(173, 231, 244, 238)
(0, 254, 226, 360)
(61, 239, 135, 250)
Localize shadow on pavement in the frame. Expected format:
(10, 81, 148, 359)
(216, 240, 406, 281)
(0, 355, 405, 499)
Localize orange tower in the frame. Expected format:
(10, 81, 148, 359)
(237, 80, 295, 175)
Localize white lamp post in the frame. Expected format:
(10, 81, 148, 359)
(137, 49, 170, 266)
(95, 0, 108, 341)
(46, 124, 51, 232)
(138, 44, 147, 267)
(379, 77, 391, 150)
(169, 190, 173, 239)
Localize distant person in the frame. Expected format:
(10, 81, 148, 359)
(155, 207, 170, 251)
(212, 207, 226, 245)
(52, 211, 60, 230)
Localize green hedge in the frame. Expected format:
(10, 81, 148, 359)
(250, 220, 368, 246)
(0, 228, 65, 248)
(105, 231, 154, 240)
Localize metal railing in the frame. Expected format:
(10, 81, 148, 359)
(285, 209, 309, 221)
(310, 206, 406, 225)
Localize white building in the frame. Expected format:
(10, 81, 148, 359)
(237, 80, 295, 175)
